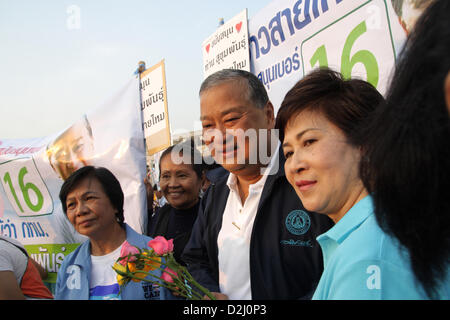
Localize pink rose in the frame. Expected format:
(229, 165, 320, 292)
(148, 236, 174, 255)
(119, 241, 140, 266)
(161, 267, 178, 283)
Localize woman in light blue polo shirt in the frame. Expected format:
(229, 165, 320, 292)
(275, 66, 449, 299)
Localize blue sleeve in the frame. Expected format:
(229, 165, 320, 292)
(54, 251, 74, 300)
(54, 263, 65, 300)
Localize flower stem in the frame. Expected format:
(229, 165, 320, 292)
(116, 252, 216, 300)
(130, 272, 196, 299)
(179, 268, 216, 300)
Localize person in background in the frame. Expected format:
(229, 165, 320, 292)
(150, 140, 205, 265)
(0, 234, 53, 300)
(144, 175, 158, 235)
(201, 162, 228, 194)
(391, 0, 433, 35)
(55, 166, 168, 300)
(360, 0, 450, 299)
(182, 69, 333, 300)
(154, 185, 167, 208)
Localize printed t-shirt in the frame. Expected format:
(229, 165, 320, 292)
(89, 243, 123, 300)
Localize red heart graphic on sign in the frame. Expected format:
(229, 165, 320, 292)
(236, 21, 242, 32)
(205, 43, 210, 53)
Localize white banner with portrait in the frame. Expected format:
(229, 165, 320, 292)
(248, 0, 408, 113)
(0, 76, 147, 283)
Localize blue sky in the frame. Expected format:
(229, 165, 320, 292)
(0, 0, 272, 139)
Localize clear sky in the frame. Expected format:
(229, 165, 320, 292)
(0, 0, 272, 139)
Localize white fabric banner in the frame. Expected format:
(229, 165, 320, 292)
(0, 76, 147, 279)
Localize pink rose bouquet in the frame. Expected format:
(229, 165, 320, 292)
(112, 237, 215, 300)
(118, 241, 140, 265)
(148, 236, 174, 255)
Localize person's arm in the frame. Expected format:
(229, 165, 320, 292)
(0, 271, 26, 300)
(181, 189, 220, 293)
(182, 217, 219, 292)
(30, 258, 48, 280)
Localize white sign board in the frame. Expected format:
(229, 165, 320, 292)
(202, 9, 251, 79)
(248, 0, 407, 113)
(140, 60, 171, 156)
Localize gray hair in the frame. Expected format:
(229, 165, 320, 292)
(199, 69, 269, 109)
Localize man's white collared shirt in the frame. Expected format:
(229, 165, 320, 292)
(217, 145, 279, 299)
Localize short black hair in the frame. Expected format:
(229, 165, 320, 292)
(275, 68, 384, 145)
(159, 139, 205, 179)
(199, 69, 269, 109)
(59, 166, 125, 226)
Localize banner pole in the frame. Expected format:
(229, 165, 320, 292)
(136, 60, 147, 167)
(136, 60, 152, 234)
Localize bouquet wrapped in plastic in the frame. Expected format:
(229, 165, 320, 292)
(112, 236, 216, 300)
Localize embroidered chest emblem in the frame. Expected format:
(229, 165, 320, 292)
(285, 210, 311, 235)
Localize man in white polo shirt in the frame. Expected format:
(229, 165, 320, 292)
(182, 69, 333, 300)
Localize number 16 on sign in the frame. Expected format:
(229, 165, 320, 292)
(0, 158, 53, 217)
(300, 0, 396, 95)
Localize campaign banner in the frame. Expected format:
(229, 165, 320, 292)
(248, 0, 408, 112)
(140, 60, 171, 156)
(202, 9, 250, 79)
(0, 76, 148, 282)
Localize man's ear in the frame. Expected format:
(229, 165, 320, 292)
(444, 71, 450, 114)
(264, 101, 275, 129)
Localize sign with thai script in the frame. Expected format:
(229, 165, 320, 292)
(0, 76, 148, 283)
(140, 60, 171, 156)
(248, 0, 407, 112)
(202, 9, 250, 79)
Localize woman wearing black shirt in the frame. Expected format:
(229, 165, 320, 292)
(149, 141, 205, 265)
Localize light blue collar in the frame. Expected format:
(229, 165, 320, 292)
(317, 195, 374, 245)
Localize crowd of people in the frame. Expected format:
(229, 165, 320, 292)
(1, 0, 448, 300)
